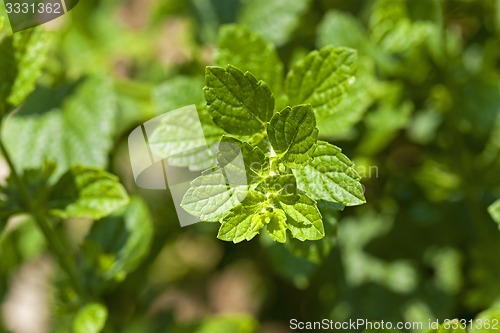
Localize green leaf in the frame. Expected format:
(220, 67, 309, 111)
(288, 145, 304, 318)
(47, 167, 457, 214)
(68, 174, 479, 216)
(148, 106, 223, 171)
(181, 171, 248, 222)
(0, 38, 17, 118)
(317, 10, 371, 53)
(2, 78, 117, 176)
(0, 28, 51, 118)
(153, 76, 205, 114)
(216, 25, 283, 95)
(8, 29, 51, 106)
(48, 166, 129, 220)
(82, 197, 154, 284)
(217, 191, 267, 243)
(73, 303, 108, 333)
(293, 141, 365, 206)
(266, 208, 287, 243)
(268, 105, 318, 166)
(181, 106, 225, 170)
(279, 193, 324, 241)
(256, 172, 298, 203)
(218, 136, 268, 184)
(369, 0, 433, 54)
(238, 0, 310, 46)
(469, 306, 500, 333)
(285, 46, 357, 120)
(204, 65, 274, 135)
(217, 208, 265, 243)
(488, 199, 500, 229)
(317, 59, 378, 138)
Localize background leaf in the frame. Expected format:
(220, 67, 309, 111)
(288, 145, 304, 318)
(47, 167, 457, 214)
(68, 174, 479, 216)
(285, 46, 357, 120)
(153, 76, 205, 114)
(216, 25, 283, 95)
(317, 10, 371, 54)
(2, 77, 117, 176)
(0, 28, 51, 118)
(48, 166, 129, 220)
(238, 0, 310, 46)
(73, 303, 108, 333)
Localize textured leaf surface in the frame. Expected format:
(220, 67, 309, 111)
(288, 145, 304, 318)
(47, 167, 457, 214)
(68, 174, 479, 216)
(217, 191, 267, 243)
(285, 47, 357, 120)
(217, 208, 265, 243)
(293, 141, 365, 206)
(0, 28, 51, 117)
(181, 171, 247, 222)
(279, 193, 324, 241)
(8, 29, 51, 106)
(266, 209, 287, 243)
(369, 0, 432, 54)
(148, 106, 222, 171)
(216, 25, 283, 94)
(170, 106, 223, 171)
(73, 303, 108, 333)
(204, 65, 274, 135)
(218, 136, 268, 184)
(268, 105, 318, 166)
(239, 0, 310, 46)
(3, 78, 117, 176)
(284, 201, 339, 263)
(317, 59, 377, 138)
(256, 172, 298, 203)
(49, 166, 129, 220)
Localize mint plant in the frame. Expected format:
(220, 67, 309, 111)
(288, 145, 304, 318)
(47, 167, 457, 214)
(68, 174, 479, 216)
(165, 26, 366, 243)
(1, 0, 500, 331)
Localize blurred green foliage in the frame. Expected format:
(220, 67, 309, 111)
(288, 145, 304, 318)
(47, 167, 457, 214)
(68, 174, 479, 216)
(0, 0, 499, 332)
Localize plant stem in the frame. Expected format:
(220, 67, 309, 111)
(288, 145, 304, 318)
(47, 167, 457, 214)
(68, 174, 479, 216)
(0, 139, 85, 297)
